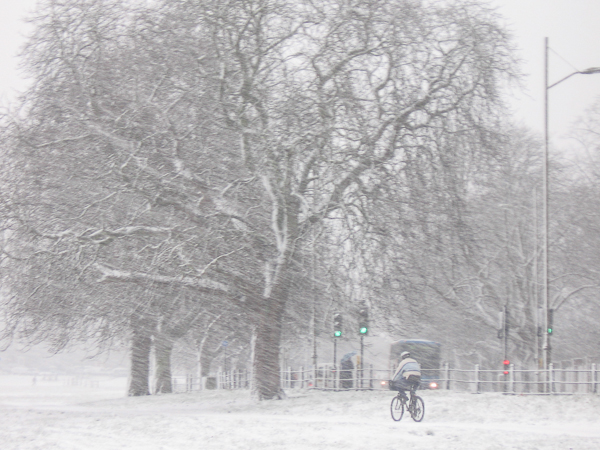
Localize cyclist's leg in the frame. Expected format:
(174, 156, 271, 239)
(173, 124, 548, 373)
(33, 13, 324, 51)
(408, 382, 419, 401)
(407, 385, 418, 411)
(401, 389, 409, 401)
(395, 378, 411, 400)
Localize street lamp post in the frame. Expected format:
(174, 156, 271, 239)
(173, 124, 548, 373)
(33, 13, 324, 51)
(542, 37, 600, 378)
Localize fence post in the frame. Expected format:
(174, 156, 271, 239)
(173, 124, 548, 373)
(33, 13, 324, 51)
(592, 364, 597, 394)
(549, 363, 554, 394)
(444, 362, 450, 390)
(509, 363, 515, 394)
(474, 364, 480, 394)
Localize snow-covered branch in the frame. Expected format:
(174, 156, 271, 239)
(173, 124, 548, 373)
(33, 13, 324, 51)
(93, 263, 231, 295)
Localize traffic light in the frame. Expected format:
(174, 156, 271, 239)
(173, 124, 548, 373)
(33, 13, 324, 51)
(333, 313, 343, 337)
(547, 308, 554, 335)
(358, 307, 369, 335)
(503, 359, 510, 375)
(497, 307, 509, 339)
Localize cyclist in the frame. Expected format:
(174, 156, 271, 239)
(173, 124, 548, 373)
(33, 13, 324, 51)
(391, 351, 421, 400)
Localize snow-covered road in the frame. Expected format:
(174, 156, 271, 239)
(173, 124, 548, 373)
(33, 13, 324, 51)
(1, 375, 599, 449)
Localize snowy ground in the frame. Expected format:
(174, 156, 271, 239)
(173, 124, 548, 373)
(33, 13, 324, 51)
(0, 375, 599, 449)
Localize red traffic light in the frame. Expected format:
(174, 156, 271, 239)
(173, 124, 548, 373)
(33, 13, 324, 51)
(503, 360, 510, 366)
(503, 360, 510, 375)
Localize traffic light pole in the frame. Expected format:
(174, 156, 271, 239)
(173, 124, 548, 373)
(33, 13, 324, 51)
(501, 305, 509, 392)
(357, 303, 368, 389)
(333, 339, 337, 372)
(503, 305, 509, 362)
(360, 334, 364, 389)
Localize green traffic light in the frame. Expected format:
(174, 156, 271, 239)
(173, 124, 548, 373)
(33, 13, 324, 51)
(359, 327, 368, 334)
(334, 330, 342, 337)
(547, 328, 553, 334)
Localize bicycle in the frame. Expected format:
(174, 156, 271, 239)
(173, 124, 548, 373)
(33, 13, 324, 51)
(389, 382, 425, 422)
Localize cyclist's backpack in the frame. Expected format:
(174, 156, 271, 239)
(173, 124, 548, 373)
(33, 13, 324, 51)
(407, 374, 421, 388)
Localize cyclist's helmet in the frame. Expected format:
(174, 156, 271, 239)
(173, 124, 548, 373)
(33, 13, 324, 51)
(400, 351, 410, 360)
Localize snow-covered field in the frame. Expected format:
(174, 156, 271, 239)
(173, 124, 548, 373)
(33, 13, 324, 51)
(1, 375, 599, 449)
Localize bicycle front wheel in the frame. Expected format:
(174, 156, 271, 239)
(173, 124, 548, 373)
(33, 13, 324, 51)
(390, 396, 404, 421)
(410, 396, 425, 422)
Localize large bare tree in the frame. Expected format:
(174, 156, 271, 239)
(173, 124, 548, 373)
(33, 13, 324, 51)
(2, 0, 517, 399)
(1, 0, 244, 394)
(199, 0, 517, 397)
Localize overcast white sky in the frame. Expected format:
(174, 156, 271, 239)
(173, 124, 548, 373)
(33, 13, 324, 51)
(1, 0, 600, 149)
(0, 0, 37, 110)
(493, 0, 600, 150)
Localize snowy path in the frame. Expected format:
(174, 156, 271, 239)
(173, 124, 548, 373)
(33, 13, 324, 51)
(1, 375, 599, 449)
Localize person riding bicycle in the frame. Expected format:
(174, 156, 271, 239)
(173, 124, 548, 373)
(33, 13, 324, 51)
(391, 351, 421, 400)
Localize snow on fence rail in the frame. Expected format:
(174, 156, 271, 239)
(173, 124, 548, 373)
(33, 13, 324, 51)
(170, 362, 599, 395)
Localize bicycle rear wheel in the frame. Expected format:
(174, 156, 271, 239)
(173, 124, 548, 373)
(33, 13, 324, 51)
(410, 396, 425, 422)
(390, 396, 404, 421)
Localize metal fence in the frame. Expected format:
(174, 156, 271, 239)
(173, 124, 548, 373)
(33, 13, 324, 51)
(460, 363, 600, 395)
(171, 362, 600, 395)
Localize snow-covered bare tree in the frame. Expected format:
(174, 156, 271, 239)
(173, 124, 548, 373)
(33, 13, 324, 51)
(1, 0, 245, 395)
(195, 0, 517, 397)
(1, 0, 518, 400)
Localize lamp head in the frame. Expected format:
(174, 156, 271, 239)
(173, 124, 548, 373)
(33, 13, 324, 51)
(580, 67, 600, 75)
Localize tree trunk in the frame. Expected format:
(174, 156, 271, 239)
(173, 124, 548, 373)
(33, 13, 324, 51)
(252, 294, 287, 400)
(128, 324, 152, 396)
(154, 335, 174, 394)
(199, 344, 219, 378)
